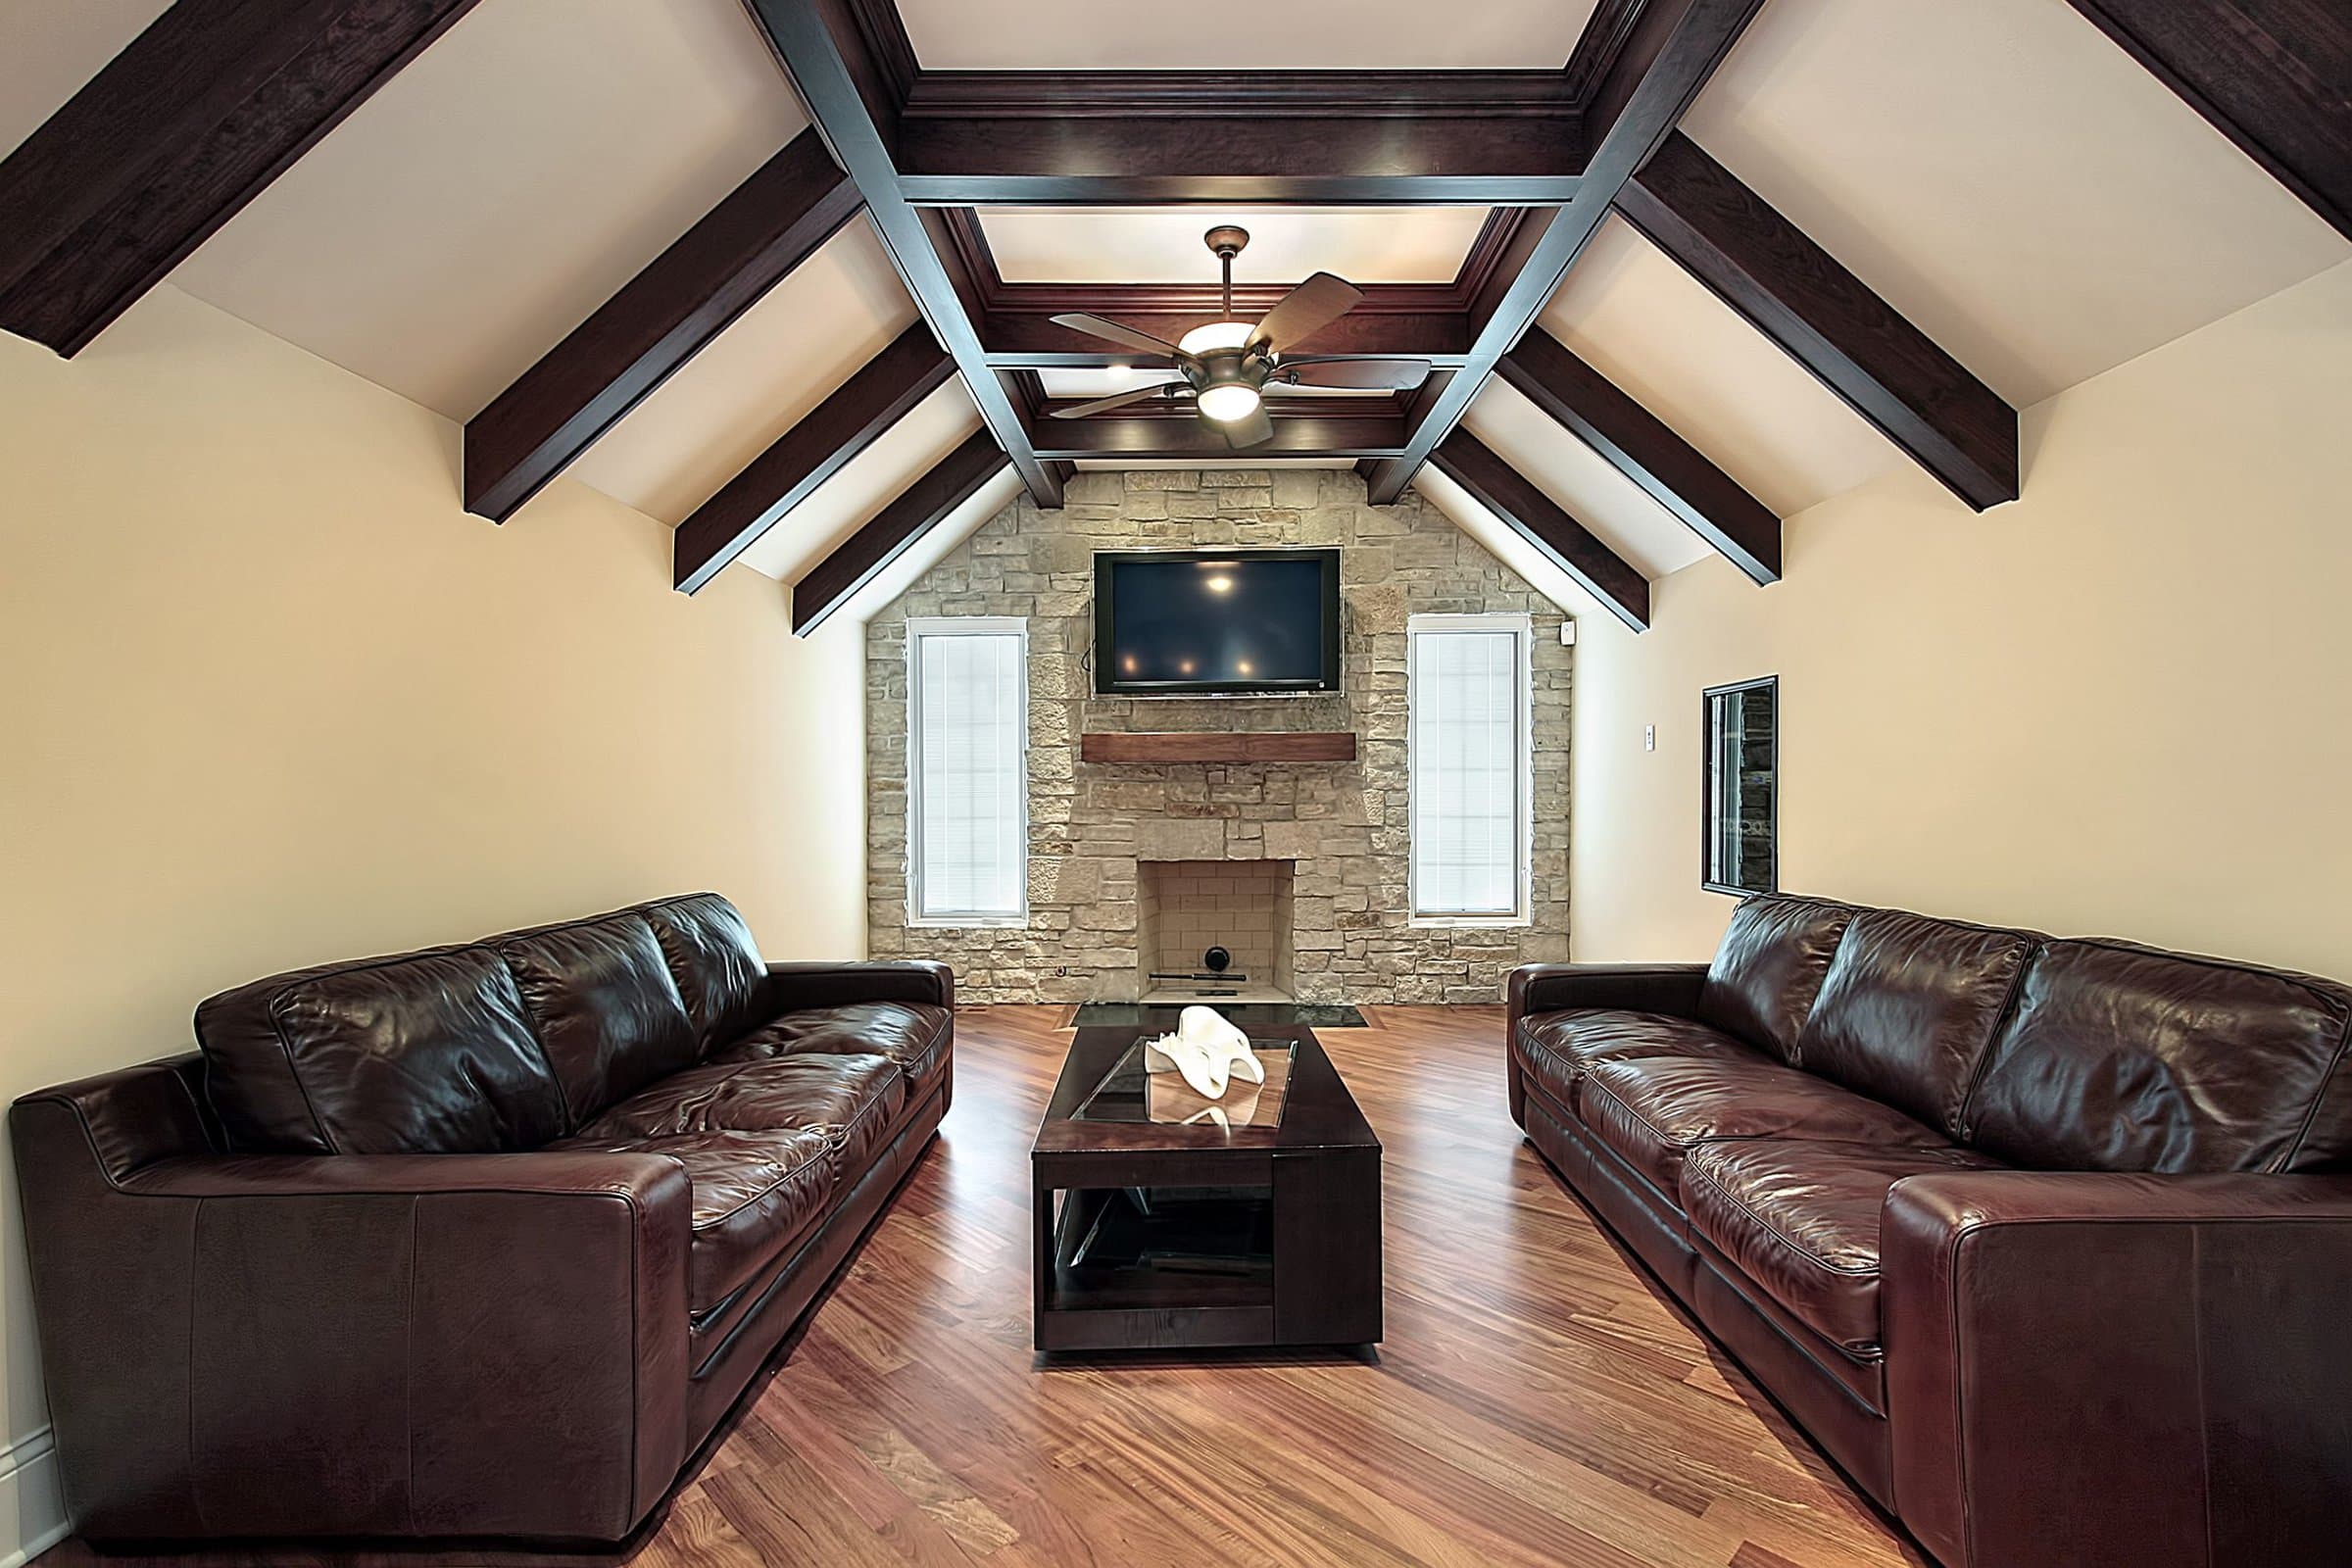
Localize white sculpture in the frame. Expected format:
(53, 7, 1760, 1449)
(1143, 1005, 1264, 1101)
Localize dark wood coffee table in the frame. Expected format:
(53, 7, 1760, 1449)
(1030, 1023, 1382, 1353)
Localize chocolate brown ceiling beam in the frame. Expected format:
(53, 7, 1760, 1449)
(1616, 132, 2019, 511)
(463, 130, 861, 521)
(673, 323, 954, 594)
(2063, 0, 2351, 241)
(1027, 406, 1411, 464)
(1430, 433, 1650, 631)
(0, 0, 484, 357)
(1359, 0, 1767, 505)
(738, 0, 1067, 508)
(791, 431, 1009, 635)
(891, 73, 1588, 205)
(1497, 329, 1781, 583)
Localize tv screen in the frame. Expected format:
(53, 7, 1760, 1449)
(1095, 549, 1342, 696)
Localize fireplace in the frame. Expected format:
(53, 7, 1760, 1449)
(1135, 859, 1296, 1004)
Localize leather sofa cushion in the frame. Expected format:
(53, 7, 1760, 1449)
(553, 1126, 831, 1314)
(1683, 1138, 2006, 1354)
(713, 1003, 953, 1090)
(1795, 909, 2037, 1138)
(1515, 1010, 1762, 1115)
(496, 914, 698, 1128)
(1695, 896, 1857, 1064)
(573, 1054, 906, 1177)
(196, 946, 567, 1155)
(1967, 939, 2352, 1173)
(641, 895, 766, 1050)
(1582, 1056, 1952, 1199)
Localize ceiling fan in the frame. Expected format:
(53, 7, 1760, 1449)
(1048, 225, 1434, 450)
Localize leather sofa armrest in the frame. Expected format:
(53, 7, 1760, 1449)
(1881, 1170, 2352, 1568)
(10, 1096, 694, 1543)
(754, 958, 955, 1015)
(1505, 963, 1707, 1127)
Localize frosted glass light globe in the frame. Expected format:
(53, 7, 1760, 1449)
(1178, 320, 1256, 355)
(1197, 383, 1263, 423)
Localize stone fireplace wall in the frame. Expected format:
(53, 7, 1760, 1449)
(863, 467, 1573, 1004)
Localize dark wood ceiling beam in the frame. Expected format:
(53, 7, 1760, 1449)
(739, 0, 1067, 508)
(0, 0, 484, 357)
(892, 73, 1587, 205)
(463, 130, 861, 521)
(791, 430, 1009, 635)
(1429, 432, 1650, 631)
(2063, 0, 2351, 241)
(1360, 0, 1767, 505)
(673, 323, 954, 594)
(1497, 329, 1781, 583)
(1027, 406, 1410, 463)
(1616, 131, 2019, 511)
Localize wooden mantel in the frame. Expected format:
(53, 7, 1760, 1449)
(1080, 732, 1358, 765)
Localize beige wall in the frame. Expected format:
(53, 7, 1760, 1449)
(1570, 260, 2352, 979)
(0, 287, 867, 1512)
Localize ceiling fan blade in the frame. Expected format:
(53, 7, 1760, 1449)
(1275, 358, 1435, 391)
(1221, 404, 1276, 450)
(1249, 272, 1364, 352)
(1049, 313, 1186, 359)
(1049, 381, 1188, 419)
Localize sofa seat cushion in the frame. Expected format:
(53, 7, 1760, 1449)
(1683, 1138, 2006, 1355)
(553, 1127, 831, 1314)
(573, 1054, 906, 1178)
(1582, 1056, 1953, 1200)
(711, 1003, 953, 1091)
(1516, 1010, 1763, 1114)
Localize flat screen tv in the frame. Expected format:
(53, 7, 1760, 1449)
(1094, 548, 1342, 697)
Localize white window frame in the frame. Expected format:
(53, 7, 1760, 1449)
(906, 616, 1030, 928)
(1406, 612, 1535, 926)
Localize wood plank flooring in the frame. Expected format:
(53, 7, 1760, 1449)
(42, 1006, 1927, 1568)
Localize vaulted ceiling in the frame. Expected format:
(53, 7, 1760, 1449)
(3, 0, 2344, 632)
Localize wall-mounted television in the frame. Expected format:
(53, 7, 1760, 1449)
(1094, 548, 1342, 697)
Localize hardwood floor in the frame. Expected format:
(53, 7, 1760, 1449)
(43, 1006, 1927, 1568)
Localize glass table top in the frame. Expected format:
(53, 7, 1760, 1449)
(1070, 1040, 1296, 1128)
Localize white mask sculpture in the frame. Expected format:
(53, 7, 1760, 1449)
(1143, 1005, 1265, 1101)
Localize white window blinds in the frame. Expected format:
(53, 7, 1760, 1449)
(908, 618, 1028, 922)
(1409, 614, 1531, 919)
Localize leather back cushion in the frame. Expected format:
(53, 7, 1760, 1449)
(196, 946, 567, 1155)
(496, 914, 697, 1126)
(1794, 909, 2037, 1137)
(1967, 940, 2352, 1173)
(1695, 896, 1857, 1064)
(642, 895, 766, 1050)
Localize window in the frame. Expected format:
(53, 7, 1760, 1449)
(907, 617, 1028, 925)
(1408, 613, 1533, 922)
(1702, 675, 1778, 896)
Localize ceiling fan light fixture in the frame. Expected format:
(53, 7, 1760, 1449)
(1178, 319, 1256, 356)
(1197, 382, 1263, 423)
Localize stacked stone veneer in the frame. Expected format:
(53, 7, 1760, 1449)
(864, 467, 1573, 1004)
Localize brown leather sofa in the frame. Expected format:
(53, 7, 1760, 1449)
(1508, 895, 2352, 1568)
(11, 893, 952, 1545)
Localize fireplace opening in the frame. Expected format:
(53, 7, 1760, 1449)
(1135, 860, 1296, 1004)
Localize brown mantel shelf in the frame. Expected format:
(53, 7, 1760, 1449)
(1080, 731, 1358, 765)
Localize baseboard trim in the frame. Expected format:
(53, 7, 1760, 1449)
(0, 1426, 69, 1568)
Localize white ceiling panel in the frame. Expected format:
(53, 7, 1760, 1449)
(740, 380, 985, 584)
(0, 0, 170, 160)
(977, 208, 1494, 285)
(1682, 0, 2348, 406)
(569, 219, 917, 525)
(898, 0, 1599, 70)
(1541, 216, 1903, 519)
(170, 0, 806, 421)
(1463, 378, 1712, 582)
